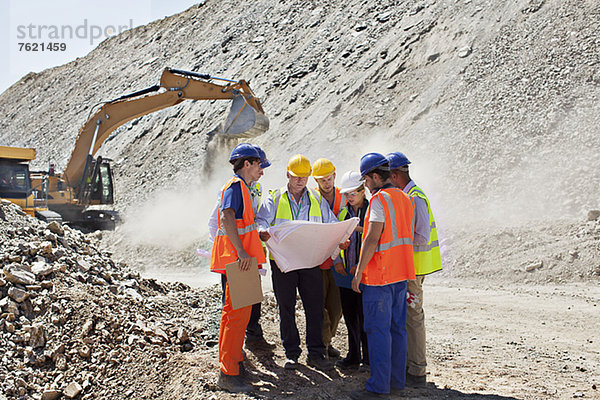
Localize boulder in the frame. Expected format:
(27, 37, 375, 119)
(38, 241, 53, 256)
(78, 345, 91, 358)
(31, 261, 53, 277)
(41, 389, 61, 400)
(54, 354, 67, 370)
(47, 221, 64, 236)
(587, 210, 600, 221)
(123, 288, 143, 301)
(81, 319, 95, 337)
(28, 324, 47, 348)
(8, 287, 29, 303)
(525, 261, 543, 272)
(176, 327, 189, 344)
(3, 265, 36, 285)
(63, 382, 82, 399)
(75, 259, 91, 272)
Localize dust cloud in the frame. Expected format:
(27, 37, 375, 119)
(108, 101, 599, 287)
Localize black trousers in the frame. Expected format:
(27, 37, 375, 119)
(270, 260, 326, 359)
(339, 286, 369, 364)
(221, 274, 263, 340)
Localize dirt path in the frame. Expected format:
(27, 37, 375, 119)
(152, 279, 600, 399)
(426, 279, 600, 400)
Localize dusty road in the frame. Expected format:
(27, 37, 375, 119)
(425, 279, 600, 400)
(151, 278, 600, 399)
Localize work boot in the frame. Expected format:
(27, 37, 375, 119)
(327, 345, 341, 358)
(406, 372, 426, 388)
(238, 361, 247, 377)
(216, 371, 252, 393)
(307, 354, 334, 371)
(284, 357, 299, 370)
(335, 357, 360, 371)
(349, 389, 390, 399)
(245, 335, 276, 351)
(390, 386, 405, 395)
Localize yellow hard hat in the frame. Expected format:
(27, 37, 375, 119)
(312, 158, 336, 179)
(287, 154, 312, 177)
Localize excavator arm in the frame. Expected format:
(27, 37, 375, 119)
(63, 67, 269, 192)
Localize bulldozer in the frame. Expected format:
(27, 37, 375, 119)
(2, 67, 269, 229)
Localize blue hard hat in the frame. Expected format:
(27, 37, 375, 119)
(386, 152, 411, 169)
(360, 153, 389, 177)
(253, 145, 271, 169)
(229, 143, 260, 162)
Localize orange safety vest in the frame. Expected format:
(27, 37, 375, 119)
(316, 186, 347, 269)
(315, 186, 347, 217)
(210, 176, 266, 273)
(361, 187, 416, 285)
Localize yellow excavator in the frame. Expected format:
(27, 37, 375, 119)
(2, 67, 269, 229)
(0, 146, 62, 222)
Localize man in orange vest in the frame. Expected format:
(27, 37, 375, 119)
(312, 158, 346, 358)
(211, 143, 267, 393)
(351, 153, 416, 400)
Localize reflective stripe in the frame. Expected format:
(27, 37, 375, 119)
(413, 240, 439, 252)
(255, 182, 262, 214)
(216, 222, 258, 237)
(410, 188, 426, 197)
(274, 216, 320, 225)
(430, 221, 436, 229)
(376, 190, 414, 252)
(380, 192, 399, 241)
(376, 237, 413, 252)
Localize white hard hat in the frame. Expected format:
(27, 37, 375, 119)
(339, 171, 364, 193)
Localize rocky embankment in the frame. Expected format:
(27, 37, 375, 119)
(438, 210, 600, 284)
(0, 200, 222, 399)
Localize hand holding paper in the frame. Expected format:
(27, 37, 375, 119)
(265, 218, 359, 273)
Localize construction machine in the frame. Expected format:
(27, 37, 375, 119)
(11, 67, 269, 230)
(0, 146, 62, 222)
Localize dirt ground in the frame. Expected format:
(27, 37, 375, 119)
(134, 278, 600, 400)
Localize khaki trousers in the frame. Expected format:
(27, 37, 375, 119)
(407, 275, 427, 376)
(321, 268, 342, 347)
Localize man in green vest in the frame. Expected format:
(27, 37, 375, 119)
(256, 154, 340, 372)
(387, 152, 443, 388)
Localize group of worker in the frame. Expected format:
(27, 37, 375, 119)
(209, 143, 442, 399)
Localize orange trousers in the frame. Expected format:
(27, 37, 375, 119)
(219, 281, 252, 375)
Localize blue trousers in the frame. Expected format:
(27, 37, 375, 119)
(362, 281, 408, 394)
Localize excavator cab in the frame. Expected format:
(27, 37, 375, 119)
(78, 156, 114, 206)
(89, 161, 114, 204)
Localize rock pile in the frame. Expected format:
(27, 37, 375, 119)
(0, 200, 222, 399)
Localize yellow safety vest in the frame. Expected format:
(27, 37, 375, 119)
(268, 187, 323, 259)
(408, 185, 442, 275)
(252, 182, 262, 214)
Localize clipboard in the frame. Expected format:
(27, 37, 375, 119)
(225, 257, 263, 310)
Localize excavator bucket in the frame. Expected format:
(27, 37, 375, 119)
(221, 94, 270, 138)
